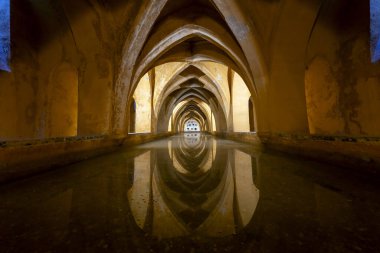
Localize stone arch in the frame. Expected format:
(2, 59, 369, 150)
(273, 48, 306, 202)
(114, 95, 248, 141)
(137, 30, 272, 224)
(153, 62, 230, 122)
(174, 102, 210, 133)
(113, 0, 268, 135)
(132, 24, 254, 97)
(156, 88, 227, 133)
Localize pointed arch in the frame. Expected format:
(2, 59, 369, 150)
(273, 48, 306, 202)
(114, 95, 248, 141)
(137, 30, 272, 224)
(113, 0, 267, 135)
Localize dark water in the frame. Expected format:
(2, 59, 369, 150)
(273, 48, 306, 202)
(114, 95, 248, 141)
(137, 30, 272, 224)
(0, 134, 379, 253)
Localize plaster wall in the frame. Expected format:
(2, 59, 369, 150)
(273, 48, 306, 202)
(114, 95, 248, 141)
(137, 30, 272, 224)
(47, 63, 78, 137)
(173, 101, 187, 118)
(153, 62, 186, 115)
(200, 101, 212, 122)
(1, 0, 380, 183)
(168, 116, 172, 132)
(212, 113, 216, 132)
(232, 73, 251, 132)
(0, 0, 135, 140)
(198, 62, 230, 116)
(263, 0, 318, 134)
(134, 74, 152, 133)
(62, 1, 114, 136)
(306, 0, 380, 136)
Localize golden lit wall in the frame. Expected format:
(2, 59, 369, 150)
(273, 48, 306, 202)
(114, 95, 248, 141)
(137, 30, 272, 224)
(47, 63, 78, 137)
(212, 113, 216, 132)
(305, 0, 380, 136)
(134, 74, 152, 133)
(232, 72, 251, 132)
(154, 62, 186, 115)
(199, 62, 230, 116)
(168, 116, 172, 132)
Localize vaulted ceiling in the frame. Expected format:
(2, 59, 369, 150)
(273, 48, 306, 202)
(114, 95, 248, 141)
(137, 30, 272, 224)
(115, 0, 263, 134)
(3, 0, 374, 139)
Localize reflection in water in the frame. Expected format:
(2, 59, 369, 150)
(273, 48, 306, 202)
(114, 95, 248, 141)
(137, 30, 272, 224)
(128, 151, 151, 229)
(1, 134, 380, 252)
(128, 134, 259, 239)
(183, 133, 201, 147)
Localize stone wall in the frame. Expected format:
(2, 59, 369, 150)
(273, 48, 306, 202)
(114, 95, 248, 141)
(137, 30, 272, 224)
(1, 0, 380, 183)
(305, 0, 380, 136)
(0, 0, 141, 140)
(216, 132, 380, 175)
(0, 132, 172, 184)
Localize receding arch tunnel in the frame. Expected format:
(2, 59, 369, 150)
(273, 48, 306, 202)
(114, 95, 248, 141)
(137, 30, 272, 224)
(1, 0, 380, 252)
(129, 58, 253, 135)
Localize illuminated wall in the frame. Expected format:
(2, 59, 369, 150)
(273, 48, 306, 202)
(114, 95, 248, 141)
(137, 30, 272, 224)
(211, 113, 216, 132)
(48, 63, 78, 137)
(168, 116, 172, 132)
(0, 0, 10, 71)
(305, 0, 380, 135)
(134, 74, 152, 133)
(199, 62, 230, 116)
(154, 62, 186, 114)
(232, 72, 251, 132)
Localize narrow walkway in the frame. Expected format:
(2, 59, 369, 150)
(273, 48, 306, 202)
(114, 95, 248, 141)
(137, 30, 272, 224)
(1, 134, 379, 253)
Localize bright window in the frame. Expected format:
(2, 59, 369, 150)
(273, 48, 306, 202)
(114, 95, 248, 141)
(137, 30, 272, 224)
(371, 0, 380, 62)
(0, 0, 10, 72)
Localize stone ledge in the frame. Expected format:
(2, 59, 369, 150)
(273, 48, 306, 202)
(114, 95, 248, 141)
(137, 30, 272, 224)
(0, 135, 107, 148)
(123, 132, 172, 146)
(0, 133, 172, 184)
(216, 132, 380, 175)
(213, 132, 262, 146)
(259, 133, 380, 173)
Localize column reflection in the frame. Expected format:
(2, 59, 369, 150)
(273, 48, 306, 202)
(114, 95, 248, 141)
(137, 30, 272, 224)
(128, 133, 260, 239)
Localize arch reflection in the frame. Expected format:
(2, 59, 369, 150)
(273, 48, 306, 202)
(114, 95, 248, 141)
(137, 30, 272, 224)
(128, 134, 259, 239)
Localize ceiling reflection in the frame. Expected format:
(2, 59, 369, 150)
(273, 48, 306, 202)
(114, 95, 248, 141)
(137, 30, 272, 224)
(1, 134, 379, 253)
(128, 134, 259, 239)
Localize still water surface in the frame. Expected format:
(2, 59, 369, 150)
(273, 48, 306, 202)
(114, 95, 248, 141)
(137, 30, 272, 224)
(0, 134, 379, 252)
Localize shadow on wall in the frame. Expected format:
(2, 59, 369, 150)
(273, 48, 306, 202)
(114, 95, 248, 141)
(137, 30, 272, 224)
(305, 0, 380, 136)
